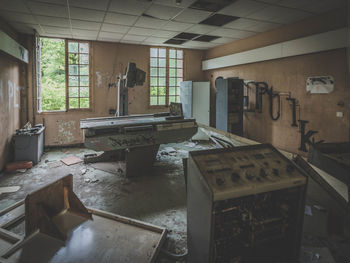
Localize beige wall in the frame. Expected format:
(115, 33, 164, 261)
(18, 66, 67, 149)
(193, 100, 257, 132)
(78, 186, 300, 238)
(28, 41, 205, 146)
(0, 21, 25, 170)
(204, 8, 350, 155)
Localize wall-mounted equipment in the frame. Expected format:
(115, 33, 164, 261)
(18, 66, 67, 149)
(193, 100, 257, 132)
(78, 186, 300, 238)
(306, 76, 334, 94)
(116, 62, 146, 116)
(215, 77, 244, 136)
(187, 144, 307, 263)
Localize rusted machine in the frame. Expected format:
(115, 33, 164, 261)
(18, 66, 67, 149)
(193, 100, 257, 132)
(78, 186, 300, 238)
(0, 175, 167, 263)
(80, 103, 198, 176)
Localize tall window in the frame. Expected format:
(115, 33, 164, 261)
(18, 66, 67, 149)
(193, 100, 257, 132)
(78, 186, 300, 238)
(149, 47, 183, 106)
(36, 37, 90, 112)
(68, 41, 90, 109)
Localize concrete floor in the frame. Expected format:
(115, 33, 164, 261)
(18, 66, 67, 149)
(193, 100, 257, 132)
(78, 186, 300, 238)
(1, 140, 350, 263)
(0, 141, 215, 263)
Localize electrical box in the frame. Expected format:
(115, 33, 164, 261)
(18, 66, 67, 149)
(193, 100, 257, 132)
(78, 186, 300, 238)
(187, 144, 307, 263)
(215, 77, 244, 136)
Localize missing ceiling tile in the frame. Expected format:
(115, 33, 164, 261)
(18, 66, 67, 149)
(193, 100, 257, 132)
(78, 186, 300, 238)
(193, 35, 220, 42)
(200, 14, 239, 26)
(164, 38, 187, 45)
(174, 32, 200, 40)
(189, 0, 236, 12)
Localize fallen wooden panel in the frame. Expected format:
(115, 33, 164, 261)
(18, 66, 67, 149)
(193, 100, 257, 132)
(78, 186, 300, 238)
(60, 156, 83, 166)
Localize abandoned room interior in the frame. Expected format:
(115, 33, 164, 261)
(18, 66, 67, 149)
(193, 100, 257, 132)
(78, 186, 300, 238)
(0, 0, 349, 262)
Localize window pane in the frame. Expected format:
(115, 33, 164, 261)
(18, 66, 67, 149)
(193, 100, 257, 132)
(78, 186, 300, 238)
(69, 87, 78, 97)
(69, 65, 78, 75)
(159, 58, 166, 67)
(176, 86, 180, 95)
(169, 87, 176, 95)
(159, 48, 166, 57)
(80, 87, 89, 97)
(158, 87, 166, 96)
(69, 53, 79, 64)
(177, 68, 183, 76)
(158, 68, 166, 77)
(177, 50, 183, 59)
(150, 48, 157, 57)
(150, 87, 157, 96)
(68, 42, 78, 52)
(177, 78, 183, 86)
(150, 58, 158, 67)
(150, 77, 157, 86)
(169, 49, 176, 58)
(169, 68, 176, 77)
(150, 68, 157, 76)
(169, 78, 175, 86)
(80, 54, 89, 64)
(69, 98, 79, 108)
(80, 76, 89, 86)
(169, 96, 176, 103)
(80, 98, 89, 108)
(158, 96, 166, 105)
(150, 96, 157, 105)
(177, 59, 183, 68)
(79, 43, 89, 53)
(169, 59, 176, 68)
(69, 76, 78, 86)
(158, 77, 165, 86)
(176, 95, 180, 102)
(80, 65, 89, 75)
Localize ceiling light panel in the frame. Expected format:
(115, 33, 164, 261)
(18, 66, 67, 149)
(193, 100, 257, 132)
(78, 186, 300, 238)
(218, 0, 268, 17)
(144, 4, 183, 20)
(174, 8, 212, 23)
(104, 12, 139, 25)
(109, 0, 152, 16)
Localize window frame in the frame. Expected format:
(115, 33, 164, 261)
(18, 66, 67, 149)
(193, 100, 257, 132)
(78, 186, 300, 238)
(148, 47, 184, 108)
(36, 37, 92, 114)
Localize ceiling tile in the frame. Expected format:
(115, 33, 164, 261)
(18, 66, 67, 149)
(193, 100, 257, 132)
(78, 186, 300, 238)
(193, 35, 221, 42)
(109, 0, 152, 16)
(153, 0, 196, 8)
(0, 11, 36, 24)
(9, 22, 41, 34)
(218, 0, 268, 17)
(120, 39, 143, 45)
(42, 32, 73, 38)
(143, 36, 169, 44)
(164, 38, 188, 45)
(72, 28, 98, 38)
(69, 0, 110, 11)
(278, 0, 347, 14)
(99, 31, 124, 39)
(0, 0, 31, 13)
(224, 18, 282, 32)
(247, 6, 310, 24)
(42, 25, 71, 34)
(183, 40, 217, 49)
(104, 12, 138, 25)
(71, 20, 101, 30)
(97, 37, 119, 42)
(70, 7, 105, 22)
(134, 16, 168, 29)
(185, 24, 218, 34)
(27, 1, 69, 17)
(211, 37, 237, 44)
(72, 35, 97, 41)
(36, 15, 70, 27)
(248, 21, 281, 32)
(151, 30, 178, 38)
(122, 34, 147, 42)
(173, 8, 212, 23)
(128, 27, 158, 36)
(144, 4, 183, 20)
(32, 0, 66, 5)
(162, 21, 194, 31)
(101, 23, 130, 33)
(210, 27, 256, 38)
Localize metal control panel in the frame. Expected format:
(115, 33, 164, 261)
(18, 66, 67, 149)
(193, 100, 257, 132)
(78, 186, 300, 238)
(187, 144, 307, 263)
(192, 145, 306, 201)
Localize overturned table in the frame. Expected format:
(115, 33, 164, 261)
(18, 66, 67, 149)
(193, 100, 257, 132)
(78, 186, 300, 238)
(80, 112, 198, 176)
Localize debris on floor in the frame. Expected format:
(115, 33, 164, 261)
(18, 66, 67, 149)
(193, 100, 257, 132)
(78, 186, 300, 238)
(0, 186, 20, 195)
(48, 161, 63, 169)
(90, 162, 125, 174)
(61, 156, 83, 166)
(5, 161, 33, 172)
(300, 246, 335, 263)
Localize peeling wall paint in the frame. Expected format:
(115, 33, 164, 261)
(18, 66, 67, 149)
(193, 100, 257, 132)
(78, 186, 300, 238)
(57, 120, 77, 145)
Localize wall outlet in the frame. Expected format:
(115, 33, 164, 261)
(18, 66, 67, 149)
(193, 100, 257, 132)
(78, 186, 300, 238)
(336, 112, 343, 117)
